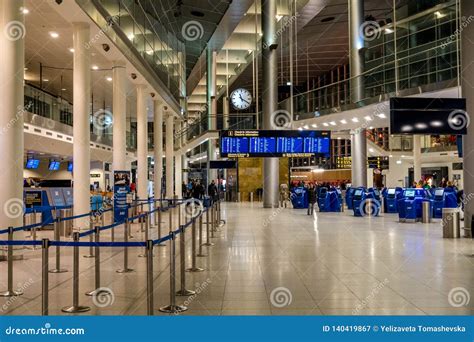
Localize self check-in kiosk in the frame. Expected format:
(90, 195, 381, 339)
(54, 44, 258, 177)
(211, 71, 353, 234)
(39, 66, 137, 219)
(432, 188, 458, 218)
(291, 186, 308, 209)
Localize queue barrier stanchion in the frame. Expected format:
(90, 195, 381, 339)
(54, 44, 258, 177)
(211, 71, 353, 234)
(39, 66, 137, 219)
(61, 232, 91, 313)
(210, 204, 215, 238)
(156, 208, 165, 247)
(169, 205, 173, 234)
(139, 213, 150, 258)
(159, 231, 187, 313)
(86, 226, 101, 296)
(197, 214, 207, 257)
(41, 238, 49, 315)
(83, 218, 94, 258)
(49, 217, 67, 273)
(0, 227, 23, 297)
(176, 225, 196, 296)
(116, 219, 134, 273)
(146, 240, 154, 316)
(203, 208, 214, 246)
(186, 218, 204, 272)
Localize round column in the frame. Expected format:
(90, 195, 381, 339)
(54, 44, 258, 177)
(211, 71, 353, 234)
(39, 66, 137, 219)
(153, 102, 164, 200)
(72, 22, 91, 229)
(112, 61, 127, 171)
(136, 85, 148, 201)
(166, 114, 174, 198)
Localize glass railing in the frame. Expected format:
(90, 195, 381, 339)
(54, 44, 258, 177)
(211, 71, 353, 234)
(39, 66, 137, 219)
(289, 0, 460, 120)
(97, 0, 186, 101)
(23, 84, 137, 151)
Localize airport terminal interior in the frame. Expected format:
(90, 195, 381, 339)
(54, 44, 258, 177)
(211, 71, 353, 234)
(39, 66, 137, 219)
(0, 0, 473, 316)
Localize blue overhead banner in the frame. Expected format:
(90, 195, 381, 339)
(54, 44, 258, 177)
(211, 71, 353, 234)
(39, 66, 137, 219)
(113, 170, 130, 223)
(0, 316, 472, 342)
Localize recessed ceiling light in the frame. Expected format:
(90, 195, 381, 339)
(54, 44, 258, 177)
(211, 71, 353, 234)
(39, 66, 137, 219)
(286, 81, 291, 86)
(69, 48, 74, 53)
(303, 125, 309, 130)
(311, 124, 317, 128)
(369, 148, 374, 153)
(61, 88, 66, 91)
(49, 31, 59, 38)
(329, 121, 336, 126)
(21, 7, 29, 14)
(364, 116, 372, 121)
(322, 123, 329, 127)
(106, 76, 113, 82)
(92, 65, 99, 70)
(340, 119, 347, 124)
(378, 113, 386, 118)
(297, 127, 303, 131)
(43, 79, 49, 82)
(351, 117, 359, 123)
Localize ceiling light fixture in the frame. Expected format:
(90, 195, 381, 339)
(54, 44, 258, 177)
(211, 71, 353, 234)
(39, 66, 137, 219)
(49, 31, 59, 38)
(69, 48, 74, 53)
(92, 65, 99, 70)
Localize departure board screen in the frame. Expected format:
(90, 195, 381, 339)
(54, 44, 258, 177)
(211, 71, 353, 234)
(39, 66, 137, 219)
(220, 130, 331, 157)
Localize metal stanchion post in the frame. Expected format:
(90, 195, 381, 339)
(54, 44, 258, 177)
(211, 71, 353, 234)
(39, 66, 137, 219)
(139, 213, 150, 258)
(186, 218, 204, 272)
(0, 227, 23, 297)
(159, 233, 187, 313)
(49, 218, 67, 273)
(169, 205, 173, 232)
(61, 232, 91, 313)
(41, 238, 49, 315)
(86, 227, 101, 296)
(178, 202, 181, 227)
(101, 212, 105, 227)
(83, 219, 94, 258)
(203, 209, 214, 246)
(117, 219, 134, 273)
(210, 205, 215, 238)
(156, 208, 165, 247)
(146, 240, 154, 316)
(176, 225, 196, 296)
(197, 215, 207, 257)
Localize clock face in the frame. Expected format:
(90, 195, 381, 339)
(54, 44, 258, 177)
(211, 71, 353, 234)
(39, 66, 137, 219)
(230, 88, 252, 110)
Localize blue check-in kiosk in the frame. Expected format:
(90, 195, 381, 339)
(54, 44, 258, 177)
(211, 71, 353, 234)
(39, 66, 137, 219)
(345, 187, 356, 210)
(331, 189, 343, 212)
(385, 187, 403, 213)
(398, 188, 431, 222)
(352, 188, 366, 217)
(317, 187, 330, 211)
(291, 186, 308, 209)
(432, 188, 458, 218)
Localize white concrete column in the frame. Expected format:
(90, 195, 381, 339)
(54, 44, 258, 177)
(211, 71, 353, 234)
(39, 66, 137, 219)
(351, 129, 368, 188)
(166, 114, 174, 198)
(175, 151, 182, 199)
(72, 23, 91, 229)
(153, 102, 164, 200)
(223, 96, 230, 130)
(136, 85, 148, 200)
(413, 135, 422, 183)
(0, 0, 25, 237)
(112, 61, 127, 171)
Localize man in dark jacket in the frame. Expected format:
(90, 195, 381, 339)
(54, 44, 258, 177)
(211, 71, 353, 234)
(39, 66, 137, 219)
(208, 180, 217, 203)
(307, 184, 317, 215)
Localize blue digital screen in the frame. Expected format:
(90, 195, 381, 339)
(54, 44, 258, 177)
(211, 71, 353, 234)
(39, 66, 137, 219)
(405, 190, 415, 197)
(68, 162, 73, 172)
(26, 159, 40, 169)
(49, 161, 60, 171)
(220, 130, 330, 157)
(435, 189, 444, 197)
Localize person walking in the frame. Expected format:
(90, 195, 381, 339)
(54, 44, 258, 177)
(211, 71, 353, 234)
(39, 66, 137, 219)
(307, 184, 317, 216)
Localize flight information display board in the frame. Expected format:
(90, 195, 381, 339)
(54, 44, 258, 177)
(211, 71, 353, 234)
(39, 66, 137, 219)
(220, 130, 331, 157)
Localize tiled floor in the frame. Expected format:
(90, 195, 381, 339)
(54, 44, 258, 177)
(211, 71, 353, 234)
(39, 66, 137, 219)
(1, 202, 473, 316)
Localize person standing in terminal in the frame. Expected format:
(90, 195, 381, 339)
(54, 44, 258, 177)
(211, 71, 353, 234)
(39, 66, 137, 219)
(208, 180, 218, 204)
(307, 183, 317, 216)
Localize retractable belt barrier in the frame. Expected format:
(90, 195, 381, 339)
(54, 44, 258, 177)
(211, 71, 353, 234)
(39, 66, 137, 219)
(0, 197, 225, 316)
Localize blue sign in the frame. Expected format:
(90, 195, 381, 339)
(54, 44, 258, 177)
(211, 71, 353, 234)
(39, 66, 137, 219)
(220, 130, 330, 157)
(113, 170, 130, 223)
